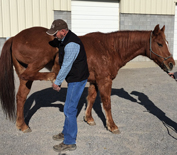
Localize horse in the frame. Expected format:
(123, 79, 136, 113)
(0, 24, 175, 134)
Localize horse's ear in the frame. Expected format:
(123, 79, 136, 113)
(153, 24, 160, 35)
(161, 25, 165, 32)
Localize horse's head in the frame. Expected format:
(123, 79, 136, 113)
(148, 24, 175, 72)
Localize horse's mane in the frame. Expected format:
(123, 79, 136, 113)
(105, 31, 151, 59)
(84, 30, 150, 49)
(107, 30, 150, 48)
(81, 30, 151, 59)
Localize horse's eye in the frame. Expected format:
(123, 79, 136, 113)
(157, 42, 163, 47)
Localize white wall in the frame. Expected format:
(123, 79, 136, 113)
(173, 3, 177, 60)
(71, 0, 119, 36)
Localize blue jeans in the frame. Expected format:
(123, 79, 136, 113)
(62, 79, 87, 144)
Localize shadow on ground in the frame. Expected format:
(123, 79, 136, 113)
(131, 91, 177, 140)
(24, 87, 177, 139)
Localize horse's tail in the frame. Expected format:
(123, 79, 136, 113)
(0, 37, 16, 121)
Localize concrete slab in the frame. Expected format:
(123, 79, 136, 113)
(0, 65, 177, 155)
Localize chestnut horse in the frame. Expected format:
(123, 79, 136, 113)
(0, 24, 175, 133)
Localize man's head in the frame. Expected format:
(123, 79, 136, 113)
(46, 19, 68, 39)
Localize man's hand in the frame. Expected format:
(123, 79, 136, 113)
(52, 83, 61, 92)
(168, 72, 175, 79)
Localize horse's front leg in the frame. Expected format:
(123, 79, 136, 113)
(16, 79, 33, 133)
(84, 83, 98, 125)
(98, 78, 120, 134)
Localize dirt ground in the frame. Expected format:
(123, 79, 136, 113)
(0, 63, 177, 155)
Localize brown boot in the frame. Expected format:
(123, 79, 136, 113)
(52, 133, 64, 141)
(53, 142, 77, 152)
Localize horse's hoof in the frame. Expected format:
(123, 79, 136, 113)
(22, 128, 32, 133)
(111, 129, 121, 134)
(83, 116, 96, 126)
(88, 121, 96, 126)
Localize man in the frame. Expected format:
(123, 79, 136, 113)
(46, 19, 89, 152)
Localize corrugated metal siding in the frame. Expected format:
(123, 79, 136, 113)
(0, 0, 71, 37)
(53, 0, 71, 10)
(120, 0, 176, 15)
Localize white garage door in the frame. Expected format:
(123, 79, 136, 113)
(71, 0, 119, 36)
(173, 3, 177, 60)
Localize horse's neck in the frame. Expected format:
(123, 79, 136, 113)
(112, 31, 150, 67)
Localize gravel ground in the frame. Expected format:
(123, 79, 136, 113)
(0, 65, 177, 155)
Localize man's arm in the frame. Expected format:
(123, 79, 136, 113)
(52, 42, 80, 91)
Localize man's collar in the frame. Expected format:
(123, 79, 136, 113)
(61, 36, 65, 42)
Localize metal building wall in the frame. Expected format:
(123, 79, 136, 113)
(120, 0, 176, 15)
(0, 0, 71, 37)
(119, 0, 176, 61)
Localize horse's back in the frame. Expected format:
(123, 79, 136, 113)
(79, 32, 109, 55)
(12, 27, 58, 64)
(13, 27, 54, 49)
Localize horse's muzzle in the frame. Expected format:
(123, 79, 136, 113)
(164, 62, 175, 72)
(161, 61, 174, 73)
(169, 62, 174, 71)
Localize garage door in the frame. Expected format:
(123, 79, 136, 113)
(173, 3, 177, 60)
(71, 0, 119, 36)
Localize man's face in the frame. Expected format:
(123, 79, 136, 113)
(54, 29, 67, 40)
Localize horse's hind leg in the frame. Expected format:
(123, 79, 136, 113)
(19, 62, 56, 82)
(20, 69, 56, 82)
(84, 83, 98, 125)
(12, 54, 32, 132)
(98, 78, 120, 134)
(16, 79, 33, 133)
